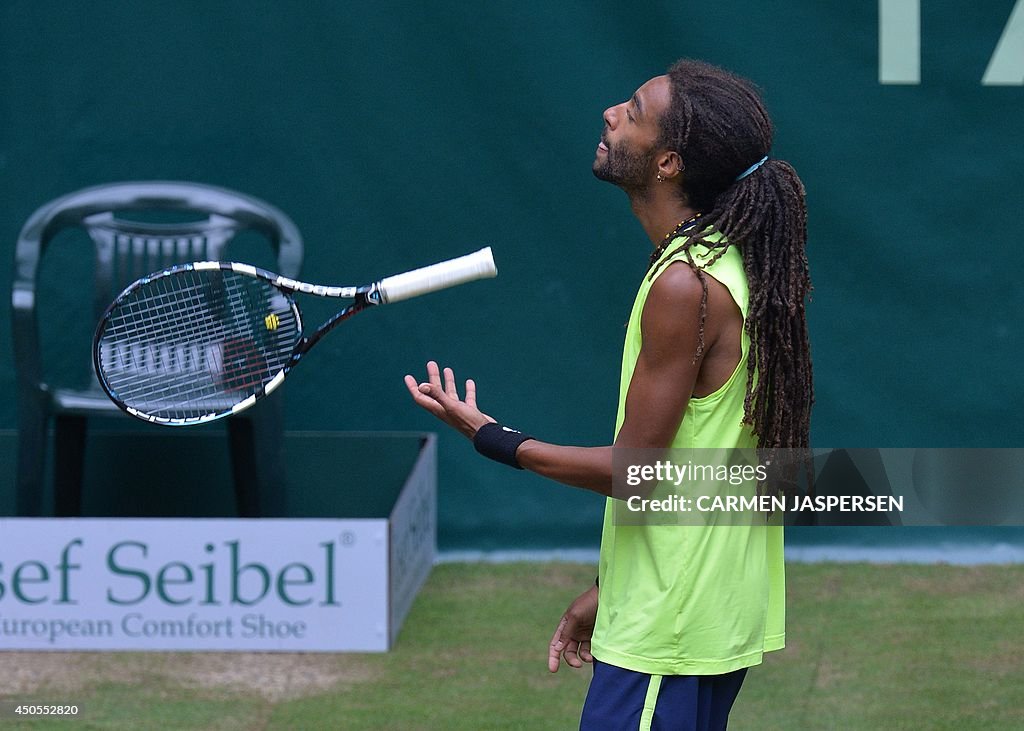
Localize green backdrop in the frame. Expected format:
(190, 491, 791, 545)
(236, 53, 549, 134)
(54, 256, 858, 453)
(1, 1, 1022, 549)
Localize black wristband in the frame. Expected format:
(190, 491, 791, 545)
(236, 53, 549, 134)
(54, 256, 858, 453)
(473, 422, 534, 469)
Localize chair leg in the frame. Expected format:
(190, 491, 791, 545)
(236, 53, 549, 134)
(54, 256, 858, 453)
(53, 414, 87, 517)
(15, 402, 49, 517)
(228, 405, 287, 518)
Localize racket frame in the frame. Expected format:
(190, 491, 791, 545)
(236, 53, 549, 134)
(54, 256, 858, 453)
(93, 261, 381, 426)
(94, 247, 495, 425)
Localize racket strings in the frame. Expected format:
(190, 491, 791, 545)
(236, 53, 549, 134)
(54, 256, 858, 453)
(103, 274, 296, 411)
(97, 269, 301, 421)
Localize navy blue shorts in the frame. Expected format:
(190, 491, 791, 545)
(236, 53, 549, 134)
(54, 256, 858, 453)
(579, 659, 748, 731)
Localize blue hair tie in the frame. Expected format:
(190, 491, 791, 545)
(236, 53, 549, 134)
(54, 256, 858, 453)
(735, 155, 768, 182)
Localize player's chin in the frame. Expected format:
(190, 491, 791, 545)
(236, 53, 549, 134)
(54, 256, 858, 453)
(592, 162, 613, 182)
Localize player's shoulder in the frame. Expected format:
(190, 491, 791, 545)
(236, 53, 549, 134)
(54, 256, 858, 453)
(646, 260, 704, 310)
(640, 261, 706, 342)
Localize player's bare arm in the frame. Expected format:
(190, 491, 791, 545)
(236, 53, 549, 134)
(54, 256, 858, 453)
(405, 260, 715, 497)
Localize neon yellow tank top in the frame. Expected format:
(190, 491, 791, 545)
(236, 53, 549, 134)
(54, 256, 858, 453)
(590, 232, 786, 676)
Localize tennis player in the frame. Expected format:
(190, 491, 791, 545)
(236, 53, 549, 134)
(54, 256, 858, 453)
(405, 59, 812, 730)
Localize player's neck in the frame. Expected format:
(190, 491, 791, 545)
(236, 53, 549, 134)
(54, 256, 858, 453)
(629, 193, 699, 249)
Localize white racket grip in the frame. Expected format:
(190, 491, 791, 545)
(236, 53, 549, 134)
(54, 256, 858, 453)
(377, 247, 497, 304)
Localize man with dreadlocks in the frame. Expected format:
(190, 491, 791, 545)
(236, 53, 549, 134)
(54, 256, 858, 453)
(405, 58, 812, 730)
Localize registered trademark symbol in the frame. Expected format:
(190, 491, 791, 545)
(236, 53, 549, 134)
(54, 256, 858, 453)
(340, 532, 356, 546)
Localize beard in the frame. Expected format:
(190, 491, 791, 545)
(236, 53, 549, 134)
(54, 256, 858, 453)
(592, 138, 656, 193)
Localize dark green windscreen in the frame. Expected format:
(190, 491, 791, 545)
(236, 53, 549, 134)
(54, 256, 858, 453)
(1, 2, 1021, 548)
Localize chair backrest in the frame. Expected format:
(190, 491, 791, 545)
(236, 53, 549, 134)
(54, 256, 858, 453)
(85, 212, 240, 319)
(12, 181, 304, 392)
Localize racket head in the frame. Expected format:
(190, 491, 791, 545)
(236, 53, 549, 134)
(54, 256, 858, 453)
(93, 262, 303, 425)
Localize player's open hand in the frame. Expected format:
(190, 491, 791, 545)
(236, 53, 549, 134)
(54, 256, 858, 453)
(404, 361, 496, 439)
(549, 584, 598, 673)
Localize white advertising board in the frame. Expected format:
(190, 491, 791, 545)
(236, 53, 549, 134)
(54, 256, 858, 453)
(0, 518, 400, 651)
(0, 434, 436, 652)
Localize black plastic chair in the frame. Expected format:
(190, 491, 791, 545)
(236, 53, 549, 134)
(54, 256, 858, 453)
(11, 181, 304, 517)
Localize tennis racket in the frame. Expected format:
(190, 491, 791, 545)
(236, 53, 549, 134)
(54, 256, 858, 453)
(93, 247, 496, 426)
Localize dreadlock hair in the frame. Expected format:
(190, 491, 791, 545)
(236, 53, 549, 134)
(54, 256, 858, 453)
(650, 59, 813, 453)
